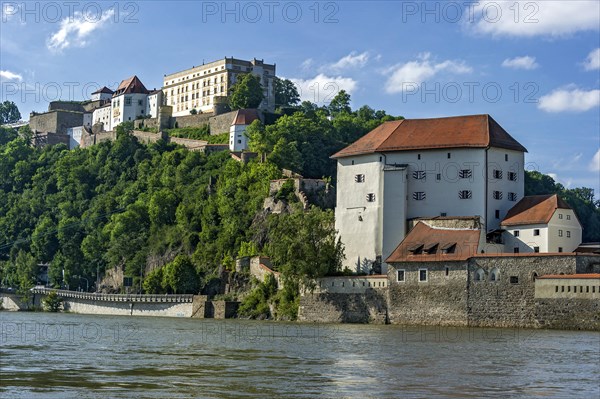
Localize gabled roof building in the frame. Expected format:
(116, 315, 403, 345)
(333, 114, 528, 273)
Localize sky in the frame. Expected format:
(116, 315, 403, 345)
(1, 1, 599, 195)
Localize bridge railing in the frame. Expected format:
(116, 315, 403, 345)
(30, 288, 194, 303)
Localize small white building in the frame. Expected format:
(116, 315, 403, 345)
(146, 89, 163, 118)
(332, 114, 527, 273)
(111, 75, 149, 129)
(501, 194, 582, 253)
(92, 103, 112, 131)
(229, 109, 260, 151)
(66, 126, 85, 149)
(90, 86, 114, 102)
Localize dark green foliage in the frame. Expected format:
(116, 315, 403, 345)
(238, 274, 277, 319)
(274, 77, 300, 108)
(525, 171, 600, 242)
(0, 101, 21, 124)
(42, 291, 63, 312)
(247, 92, 401, 179)
(229, 74, 265, 110)
(0, 131, 280, 293)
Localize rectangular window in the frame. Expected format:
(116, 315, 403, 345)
(508, 192, 517, 201)
(124, 97, 132, 106)
(417, 154, 421, 160)
(436, 173, 441, 181)
(505, 154, 508, 162)
(493, 191, 503, 200)
(558, 247, 563, 253)
(566, 215, 571, 220)
(366, 193, 376, 202)
(138, 99, 143, 106)
(447, 152, 451, 159)
(534, 247, 540, 253)
(445, 267, 449, 277)
(566, 231, 571, 238)
(514, 230, 520, 237)
(495, 210, 500, 219)
(459, 169, 472, 179)
(559, 214, 563, 219)
(419, 269, 428, 282)
(493, 169, 503, 179)
(354, 174, 365, 183)
(534, 229, 540, 236)
(558, 229, 563, 237)
(459, 190, 472, 199)
(413, 192, 426, 201)
(412, 171, 426, 180)
(508, 171, 517, 181)
(396, 270, 405, 282)
(514, 247, 519, 253)
(510, 276, 519, 284)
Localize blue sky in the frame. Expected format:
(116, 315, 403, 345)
(1, 1, 599, 194)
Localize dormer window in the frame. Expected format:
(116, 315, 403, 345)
(441, 243, 456, 254)
(408, 244, 424, 255)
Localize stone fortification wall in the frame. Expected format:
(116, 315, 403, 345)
(30, 111, 83, 135)
(534, 298, 599, 330)
(298, 290, 387, 324)
(208, 111, 236, 134)
(387, 261, 470, 326)
(466, 254, 580, 328)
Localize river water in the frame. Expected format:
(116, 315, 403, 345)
(0, 312, 598, 399)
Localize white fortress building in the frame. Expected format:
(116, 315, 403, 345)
(332, 114, 582, 274)
(163, 57, 276, 116)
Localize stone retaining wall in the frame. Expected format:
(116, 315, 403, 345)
(298, 290, 387, 324)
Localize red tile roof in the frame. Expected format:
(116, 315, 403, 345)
(113, 76, 149, 96)
(232, 108, 260, 125)
(501, 194, 571, 226)
(386, 222, 480, 263)
(331, 114, 527, 158)
(537, 273, 600, 279)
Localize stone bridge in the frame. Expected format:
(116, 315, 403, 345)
(30, 288, 194, 304)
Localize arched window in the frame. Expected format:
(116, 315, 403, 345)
(475, 268, 485, 282)
(531, 271, 538, 281)
(490, 267, 499, 282)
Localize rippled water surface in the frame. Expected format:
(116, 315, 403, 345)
(1, 312, 599, 398)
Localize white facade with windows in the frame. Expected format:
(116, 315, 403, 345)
(111, 93, 148, 128)
(146, 91, 163, 119)
(163, 57, 275, 116)
(92, 105, 111, 131)
(333, 115, 528, 273)
(502, 197, 582, 253)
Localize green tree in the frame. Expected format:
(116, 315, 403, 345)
(162, 255, 199, 294)
(15, 250, 38, 295)
(229, 74, 265, 110)
(143, 267, 165, 294)
(328, 90, 351, 115)
(0, 101, 21, 124)
(42, 291, 63, 312)
(274, 77, 300, 107)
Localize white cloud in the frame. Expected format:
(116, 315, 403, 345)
(383, 53, 472, 94)
(289, 74, 357, 104)
(322, 51, 370, 72)
(301, 58, 314, 71)
(468, 1, 599, 37)
(0, 70, 23, 81)
(47, 10, 114, 51)
(590, 149, 600, 172)
(547, 172, 573, 188)
(502, 56, 539, 70)
(538, 86, 600, 113)
(583, 48, 600, 71)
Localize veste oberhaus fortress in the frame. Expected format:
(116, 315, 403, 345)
(20, 56, 599, 330)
